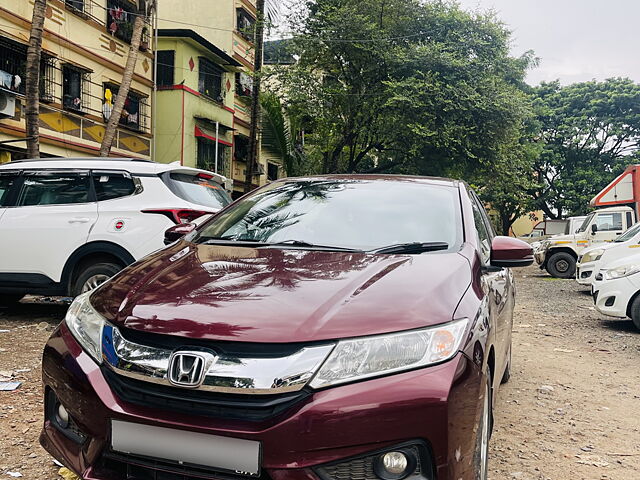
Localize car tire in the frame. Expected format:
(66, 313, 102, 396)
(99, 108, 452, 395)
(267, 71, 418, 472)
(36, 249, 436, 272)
(629, 295, 640, 332)
(546, 252, 576, 278)
(474, 372, 492, 480)
(501, 346, 511, 384)
(0, 294, 24, 307)
(71, 262, 123, 297)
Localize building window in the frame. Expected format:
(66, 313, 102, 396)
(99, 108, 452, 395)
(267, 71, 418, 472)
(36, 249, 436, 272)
(107, 0, 136, 43)
(197, 137, 229, 177)
(235, 72, 252, 98)
(65, 0, 85, 13)
(234, 134, 250, 163)
(39, 56, 57, 103)
(157, 50, 174, 87)
(267, 163, 279, 181)
(236, 8, 255, 42)
(198, 58, 223, 101)
(63, 65, 89, 112)
(103, 84, 149, 132)
(0, 37, 27, 93)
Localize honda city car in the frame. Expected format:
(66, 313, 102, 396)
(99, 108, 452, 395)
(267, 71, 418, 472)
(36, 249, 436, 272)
(40, 175, 533, 480)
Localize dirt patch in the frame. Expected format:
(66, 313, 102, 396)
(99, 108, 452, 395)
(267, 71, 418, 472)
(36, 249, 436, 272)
(0, 269, 639, 479)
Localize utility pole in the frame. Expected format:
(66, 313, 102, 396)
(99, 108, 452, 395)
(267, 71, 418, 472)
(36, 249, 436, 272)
(244, 0, 265, 193)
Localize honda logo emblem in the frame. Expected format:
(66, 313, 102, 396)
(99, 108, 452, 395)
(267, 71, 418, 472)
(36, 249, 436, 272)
(168, 351, 217, 388)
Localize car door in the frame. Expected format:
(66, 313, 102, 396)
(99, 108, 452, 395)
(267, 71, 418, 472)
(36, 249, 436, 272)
(591, 211, 624, 245)
(469, 192, 511, 377)
(0, 170, 98, 284)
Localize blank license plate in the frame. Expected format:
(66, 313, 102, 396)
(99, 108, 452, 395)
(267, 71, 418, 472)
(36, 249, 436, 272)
(111, 420, 261, 474)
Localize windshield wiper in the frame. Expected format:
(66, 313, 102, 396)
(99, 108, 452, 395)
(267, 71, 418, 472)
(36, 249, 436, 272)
(200, 236, 268, 246)
(261, 239, 364, 252)
(368, 242, 450, 254)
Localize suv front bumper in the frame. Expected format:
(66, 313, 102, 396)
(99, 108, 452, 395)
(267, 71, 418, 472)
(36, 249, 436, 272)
(40, 323, 486, 480)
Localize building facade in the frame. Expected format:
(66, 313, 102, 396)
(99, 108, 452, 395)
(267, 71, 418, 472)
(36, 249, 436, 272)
(0, 0, 155, 162)
(156, 0, 272, 197)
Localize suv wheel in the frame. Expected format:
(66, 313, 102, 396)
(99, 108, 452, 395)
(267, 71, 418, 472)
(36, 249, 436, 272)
(71, 262, 123, 297)
(0, 294, 24, 307)
(474, 372, 492, 480)
(546, 252, 576, 278)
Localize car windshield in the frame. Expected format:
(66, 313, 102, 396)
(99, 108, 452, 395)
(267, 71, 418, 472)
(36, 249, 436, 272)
(615, 222, 640, 242)
(576, 213, 595, 233)
(165, 172, 231, 209)
(194, 179, 462, 251)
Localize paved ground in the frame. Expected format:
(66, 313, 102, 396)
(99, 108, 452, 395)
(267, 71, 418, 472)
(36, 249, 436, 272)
(1, 265, 639, 479)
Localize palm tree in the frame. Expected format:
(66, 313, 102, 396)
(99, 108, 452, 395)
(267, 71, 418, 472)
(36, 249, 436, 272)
(25, 0, 47, 158)
(260, 92, 304, 176)
(244, 0, 279, 192)
(100, 1, 155, 156)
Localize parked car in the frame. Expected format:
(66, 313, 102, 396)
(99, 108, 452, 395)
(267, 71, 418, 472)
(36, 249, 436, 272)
(576, 222, 640, 287)
(40, 175, 532, 480)
(534, 206, 635, 278)
(591, 251, 640, 330)
(0, 157, 231, 303)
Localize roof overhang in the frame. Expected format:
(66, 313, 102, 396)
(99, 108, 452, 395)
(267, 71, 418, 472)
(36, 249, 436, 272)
(158, 29, 243, 71)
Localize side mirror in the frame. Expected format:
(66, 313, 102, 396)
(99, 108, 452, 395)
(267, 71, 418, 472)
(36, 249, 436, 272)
(164, 222, 196, 245)
(591, 224, 598, 234)
(490, 236, 533, 268)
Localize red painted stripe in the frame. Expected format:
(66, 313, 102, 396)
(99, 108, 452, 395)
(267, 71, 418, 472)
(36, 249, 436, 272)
(194, 126, 233, 147)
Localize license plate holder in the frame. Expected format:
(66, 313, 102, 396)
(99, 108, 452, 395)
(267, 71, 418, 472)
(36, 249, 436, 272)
(111, 420, 261, 475)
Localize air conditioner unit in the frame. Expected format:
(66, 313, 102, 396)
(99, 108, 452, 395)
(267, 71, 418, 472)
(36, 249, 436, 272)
(0, 90, 16, 118)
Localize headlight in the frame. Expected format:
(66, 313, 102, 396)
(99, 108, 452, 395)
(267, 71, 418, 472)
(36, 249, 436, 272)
(603, 264, 640, 281)
(310, 319, 468, 388)
(581, 249, 605, 263)
(65, 292, 105, 364)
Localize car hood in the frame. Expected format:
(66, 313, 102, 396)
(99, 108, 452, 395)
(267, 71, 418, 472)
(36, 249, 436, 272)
(92, 242, 473, 343)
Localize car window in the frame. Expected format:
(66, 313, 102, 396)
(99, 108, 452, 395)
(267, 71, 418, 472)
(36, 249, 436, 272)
(0, 172, 19, 206)
(626, 212, 633, 229)
(164, 172, 231, 209)
(595, 212, 622, 231)
(469, 192, 492, 264)
(576, 213, 594, 233)
(195, 179, 463, 251)
(615, 222, 640, 242)
(92, 172, 135, 201)
(17, 172, 91, 206)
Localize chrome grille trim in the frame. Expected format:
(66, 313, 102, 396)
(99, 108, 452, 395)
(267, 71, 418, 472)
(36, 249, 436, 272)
(101, 324, 335, 395)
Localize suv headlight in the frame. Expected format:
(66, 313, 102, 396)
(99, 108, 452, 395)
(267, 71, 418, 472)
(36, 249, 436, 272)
(65, 292, 105, 364)
(603, 264, 640, 281)
(582, 249, 605, 263)
(310, 318, 468, 388)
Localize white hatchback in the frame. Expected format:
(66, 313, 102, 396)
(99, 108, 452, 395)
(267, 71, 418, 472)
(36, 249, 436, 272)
(0, 157, 231, 304)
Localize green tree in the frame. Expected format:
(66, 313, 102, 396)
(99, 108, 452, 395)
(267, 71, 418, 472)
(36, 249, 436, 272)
(531, 78, 640, 217)
(272, 0, 534, 179)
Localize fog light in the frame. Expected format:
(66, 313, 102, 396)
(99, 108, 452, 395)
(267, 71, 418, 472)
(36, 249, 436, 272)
(56, 404, 69, 428)
(382, 452, 408, 475)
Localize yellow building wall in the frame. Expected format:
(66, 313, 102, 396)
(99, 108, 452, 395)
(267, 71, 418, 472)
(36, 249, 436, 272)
(0, 0, 154, 159)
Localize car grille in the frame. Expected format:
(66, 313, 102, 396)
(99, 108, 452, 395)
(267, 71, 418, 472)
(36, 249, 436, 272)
(101, 367, 311, 422)
(100, 452, 271, 480)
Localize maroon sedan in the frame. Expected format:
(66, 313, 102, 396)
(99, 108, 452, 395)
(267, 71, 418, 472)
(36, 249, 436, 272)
(40, 176, 532, 480)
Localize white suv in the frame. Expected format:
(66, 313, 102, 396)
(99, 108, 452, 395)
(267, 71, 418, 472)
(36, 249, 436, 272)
(0, 158, 231, 304)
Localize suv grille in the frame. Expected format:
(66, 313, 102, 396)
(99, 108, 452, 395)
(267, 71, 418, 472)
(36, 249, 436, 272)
(100, 452, 270, 480)
(101, 367, 311, 422)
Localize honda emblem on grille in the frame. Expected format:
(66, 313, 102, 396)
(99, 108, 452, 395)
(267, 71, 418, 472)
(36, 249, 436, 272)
(168, 351, 217, 388)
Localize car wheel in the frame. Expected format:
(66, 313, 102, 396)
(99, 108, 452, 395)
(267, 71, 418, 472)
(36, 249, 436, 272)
(474, 372, 492, 480)
(628, 295, 640, 331)
(501, 346, 511, 384)
(0, 294, 24, 307)
(71, 262, 123, 297)
(546, 252, 576, 278)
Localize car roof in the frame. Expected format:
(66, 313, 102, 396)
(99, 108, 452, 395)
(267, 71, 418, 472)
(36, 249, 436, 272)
(274, 174, 461, 188)
(0, 157, 227, 182)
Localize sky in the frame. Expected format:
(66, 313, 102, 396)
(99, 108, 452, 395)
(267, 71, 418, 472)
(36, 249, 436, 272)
(456, 0, 640, 86)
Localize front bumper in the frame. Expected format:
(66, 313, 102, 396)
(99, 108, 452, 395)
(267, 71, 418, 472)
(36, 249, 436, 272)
(534, 249, 546, 266)
(576, 262, 596, 285)
(41, 323, 485, 480)
(593, 276, 634, 318)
